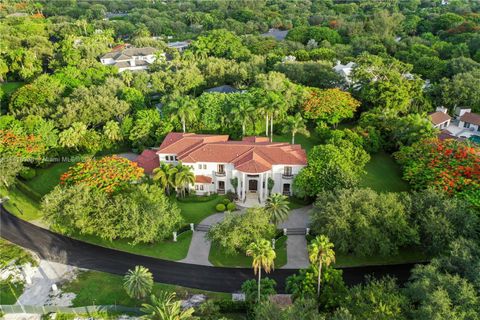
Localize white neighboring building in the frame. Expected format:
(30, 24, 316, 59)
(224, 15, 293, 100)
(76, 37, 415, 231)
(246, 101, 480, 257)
(167, 41, 191, 52)
(333, 61, 356, 84)
(429, 107, 451, 129)
(100, 45, 161, 72)
(138, 133, 308, 204)
(458, 108, 480, 133)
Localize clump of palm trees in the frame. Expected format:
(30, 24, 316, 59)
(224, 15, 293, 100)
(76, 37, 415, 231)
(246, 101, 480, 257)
(308, 235, 336, 298)
(153, 162, 195, 198)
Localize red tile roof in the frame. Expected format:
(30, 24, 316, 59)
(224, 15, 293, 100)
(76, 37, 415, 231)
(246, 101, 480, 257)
(157, 133, 307, 173)
(195, 175, 212, 183)
(429, 111, 451, 125)
(460, 112, 480, 126)
(134, 149, 159, 174)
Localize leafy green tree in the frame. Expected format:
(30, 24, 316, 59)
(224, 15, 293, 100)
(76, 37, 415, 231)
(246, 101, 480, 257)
(246, 239, 276, 303)
(141, 292, 195, 320)
(0, 157, 24, 188)
(341, 277, 408, 320)
(207, 208, 275, 254)
(406, 264, 479, 320)
(153, 163, 176, 194)
(439, 69, 480, 112)
(274, 61, 344, 89)
(293, 141, 370, 197)
(241, 278, 277, 304)
(103, 120, 122, 144)
(189, 29, 251, 60)
(230, 98, 255, 137)
(123, 265, 154, 299)
(174, 163, 195, 198)
(264, 193, 290, 225)
(308, 235, 335, 298)
(254, 298, 324, 320)
(310, 188, 419, 257)
(282, 113, 309, 144)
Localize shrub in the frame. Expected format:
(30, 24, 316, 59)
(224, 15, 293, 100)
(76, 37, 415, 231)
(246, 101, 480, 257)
(222, 198, 231, 205)
(226, 202, 236, 211)
(19, 167, 36, 180)
(242, 278, 277, 303)
(216, 203, 226, 212)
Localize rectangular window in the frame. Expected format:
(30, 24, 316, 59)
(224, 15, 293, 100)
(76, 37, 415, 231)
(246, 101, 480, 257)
(198, 164, 202, 169)
(218, 164, 225, 173)
(284, 166, 292, 176)
(464, 122, 471, 128)
(195, 185, 199, 190)
(203, 164, 207, 169)
(200, 185, 204, 191)
(174, 156, 178, 161)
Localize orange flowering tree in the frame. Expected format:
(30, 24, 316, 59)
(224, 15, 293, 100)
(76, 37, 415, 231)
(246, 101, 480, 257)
(395, 138, 480, 207)
(0, 129, 46, 159)
(302, 88, 360, 127)
(61, 156, 144, 193)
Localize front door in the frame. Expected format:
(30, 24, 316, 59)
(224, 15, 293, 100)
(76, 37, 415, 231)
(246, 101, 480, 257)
(248, 180, 258, 193)
(283, 183, 291, 195)
(218, 181, 225, 193)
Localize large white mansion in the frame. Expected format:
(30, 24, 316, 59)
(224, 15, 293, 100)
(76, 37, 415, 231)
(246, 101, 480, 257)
(136, 133, 307, 203)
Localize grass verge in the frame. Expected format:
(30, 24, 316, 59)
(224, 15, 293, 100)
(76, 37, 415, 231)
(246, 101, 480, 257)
(175, 195, 226, 224)
(0, 186, 43, 221)
(209, 236, 287, 268)
(335, 247, 430, 268)
(62, 270, 230, 307)
(22, 162, 75, 197)
(71, 230, 193, 261)
(0, 238, 37, 268)
(0, 281, 24, 304)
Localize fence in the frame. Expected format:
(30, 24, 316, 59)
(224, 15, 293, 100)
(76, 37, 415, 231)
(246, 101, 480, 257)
(0, 304, 141, 315)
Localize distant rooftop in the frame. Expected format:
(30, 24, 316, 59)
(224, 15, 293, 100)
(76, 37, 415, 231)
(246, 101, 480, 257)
(205, 85, 240, 94)
(260, 28, 289, 41)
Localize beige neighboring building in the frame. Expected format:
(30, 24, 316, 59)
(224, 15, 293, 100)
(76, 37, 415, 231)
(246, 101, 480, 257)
(429, 107, 451, 129)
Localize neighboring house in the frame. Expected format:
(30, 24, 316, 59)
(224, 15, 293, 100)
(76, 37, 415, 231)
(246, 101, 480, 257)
(429, 107, 451, 129)
(100, 45, 161, 72)
(204, 85, 240, 94)
(458, 109, 480, 132)
(135, 149, 160, 175)
(333, 61, 356, 84)
(167, 41, 191, 52)
(142, 133, 307, 203)
(260, 28, 289, 41)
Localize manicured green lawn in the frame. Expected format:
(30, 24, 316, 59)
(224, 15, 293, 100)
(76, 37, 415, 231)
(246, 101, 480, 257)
(1, 82, 24, 95)
(62, 270, 230, 307)
(0, 281, 24, 304)
(23, 162, 76, 197)
(71, 230, 193, 261)
(209, 236, 287, 268)
(176, 195, 226, 224)
(273, 131, 320, 154)
(0, 186, 43, 221)
(360, 151, 410, 193)
(335, 247, 430, 268)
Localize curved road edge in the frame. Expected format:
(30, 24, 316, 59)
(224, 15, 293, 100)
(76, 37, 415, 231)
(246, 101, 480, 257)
(0, 207, 418, 293)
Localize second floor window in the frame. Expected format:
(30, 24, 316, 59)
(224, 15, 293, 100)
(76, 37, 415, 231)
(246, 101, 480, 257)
(218, 164, 225, 173)
(284, 166, 292, 176)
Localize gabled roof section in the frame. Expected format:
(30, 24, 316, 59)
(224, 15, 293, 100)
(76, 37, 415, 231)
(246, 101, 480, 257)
(157, 133, 307, 173)
(134, 149, 159, 174)
(460, 112, 480, 126)
(429, 111, 451, 125)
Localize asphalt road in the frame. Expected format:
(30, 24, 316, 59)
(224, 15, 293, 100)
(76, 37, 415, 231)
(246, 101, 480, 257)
(0, 207, 417, 293)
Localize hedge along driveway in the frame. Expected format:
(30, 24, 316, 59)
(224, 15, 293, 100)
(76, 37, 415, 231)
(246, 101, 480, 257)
(175, 195, 227, 224)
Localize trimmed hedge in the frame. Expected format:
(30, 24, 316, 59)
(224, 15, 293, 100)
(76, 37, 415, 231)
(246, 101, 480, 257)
(214, 300, 247, 313)
(19, 168, 36, 180)
(176, 194, 219, 203)
(216, 203, 226, 212)
(226, 202, 236, 211)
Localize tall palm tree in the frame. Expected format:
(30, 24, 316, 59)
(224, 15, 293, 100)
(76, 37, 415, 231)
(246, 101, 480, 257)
(174, 164, 195, 198)
(246, 239, 276, 303)
(123, 266, 154, 300)
(308, 235, 336, 298)
(152, 163, 175, 194)
(264, 193, 290, 225)
(168, 96, 198, 133)
(282, 113, 310, 144)
(230, 100, 255, 137)
(141, 292, 194, 320)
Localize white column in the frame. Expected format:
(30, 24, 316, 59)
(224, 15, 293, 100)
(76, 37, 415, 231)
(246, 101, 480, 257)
(259, 173, 264, 203)
(242, 172, 246, 200)
(264, 172, 269, 199)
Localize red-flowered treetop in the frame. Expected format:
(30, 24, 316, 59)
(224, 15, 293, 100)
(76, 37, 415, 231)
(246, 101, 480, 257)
(395, 138, 480, 206)
(0, 129, 46, 159)
(60, 156, 144, 193)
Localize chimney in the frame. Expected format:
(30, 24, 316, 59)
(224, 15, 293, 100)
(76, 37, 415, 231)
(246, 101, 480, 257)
(436, 106, 448, 114)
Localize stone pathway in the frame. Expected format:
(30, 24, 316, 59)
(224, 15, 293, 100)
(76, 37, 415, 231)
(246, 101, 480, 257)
(283, 235, 310, 269)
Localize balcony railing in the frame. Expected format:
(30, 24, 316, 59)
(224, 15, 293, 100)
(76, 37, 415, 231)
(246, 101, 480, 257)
(282, 174, 294, 179)
(215, 171, 226, 177)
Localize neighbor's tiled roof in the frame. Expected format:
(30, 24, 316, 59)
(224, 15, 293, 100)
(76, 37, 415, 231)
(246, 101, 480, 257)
(157, 133, 307, 173)
(460, 112, 480, 126)
(101, 46, 157, 61)
(195, 175, 212, 183)
(134, 149, 159, 174)
(429, 111, 451, 125)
